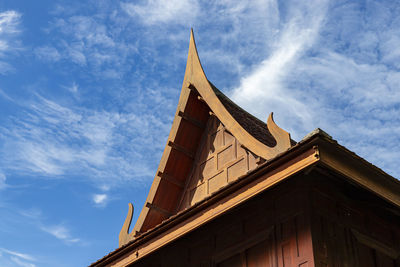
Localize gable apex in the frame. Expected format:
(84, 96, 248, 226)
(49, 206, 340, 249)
(118, 30, 294, 247)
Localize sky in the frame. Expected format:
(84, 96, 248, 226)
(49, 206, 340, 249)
(0, 0, 399, 266)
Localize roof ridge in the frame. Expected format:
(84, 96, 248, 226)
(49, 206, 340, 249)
(208, 81, 270, 128)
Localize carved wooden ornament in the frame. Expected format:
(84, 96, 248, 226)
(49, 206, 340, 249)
(118, 30, 292, 247)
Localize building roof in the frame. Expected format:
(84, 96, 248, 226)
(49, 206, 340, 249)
(91, 127, 400, 267)
(117, 29, 293, 247)
(90, 30, 400, 267)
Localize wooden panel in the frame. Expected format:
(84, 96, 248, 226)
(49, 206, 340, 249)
(275, 191, 314, 267)
(199, 157, 216, 180)
(190, 182, 206, 205)
(310, 177, 400, 267)
(217, 238, 274, 267)
(178, 116, 264, 210)
(246, 239, 271, 267)
(209, 171, 227, 194)
(223, 130, 235, 146)
(218, 254, 243, 267)
(211, 129, 224, 151)
(121, 178, 319, 267)
(217, 144, 235, 168)
(227, 158, 247, 182)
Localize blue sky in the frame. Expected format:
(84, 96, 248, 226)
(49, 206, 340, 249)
(0, 0, 399, 266)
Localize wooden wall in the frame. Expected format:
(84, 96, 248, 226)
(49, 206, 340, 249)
(127, 169, 400, 267)
(132, 176, 315, 267)
(178, 116, 262, 211)
(309, 170, 400, 267)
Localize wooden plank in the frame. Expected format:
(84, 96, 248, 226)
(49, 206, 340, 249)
(318, 143, 400, 208)
(108, 147, 319, 267)
(168, 141, 195, 159)
(145, 202, 173, 217)
(178, 111, 205, 129)
(158, 171, 185, 188)
(351, 229, 400, 259)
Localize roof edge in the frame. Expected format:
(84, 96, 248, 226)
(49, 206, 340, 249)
(183, 29, 292, 159)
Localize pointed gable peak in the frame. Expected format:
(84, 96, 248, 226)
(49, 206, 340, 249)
(118, 30, 294, 247)
(184, 30, 292, 159)
(183, 28, 208, 84)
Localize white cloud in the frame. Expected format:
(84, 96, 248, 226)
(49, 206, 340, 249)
(0, 172, 6, 190)
(18, 208, 42, 220)
(0, 88, 14, 102)
(223, 0, 400, 178)
(0, 94, 165, 187)
(69, 82, 78, 93)
(10, 257, 36, 267)
(93, 193, 108, 206)
(121, 0, 199, 25)
(39, 11, 138, 79)
(34, 46, 61, 62)
(0, 10, 22, 74)
(230, 0, 328, 132)
(0, 248, 36, 262)
(0, 10, 21, 47)
(287, 51, 400, 176)
(40, 224, 80, 244)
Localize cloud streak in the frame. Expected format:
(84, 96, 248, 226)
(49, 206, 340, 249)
(0, 93, 170, 187)
(92, 193, 108, 206)
(0, 172, 6, 190)
(231, 0, 328, 131)
(40, 224, 80, 244)
(0, 10, 22, 74)
(0, 248, 36, 262)
(226, 0, 400, 178)
(121, 0, 199, 25)
(0, 248, 36, 267)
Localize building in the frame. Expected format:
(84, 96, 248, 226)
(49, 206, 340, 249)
(91, 30, 400, 267)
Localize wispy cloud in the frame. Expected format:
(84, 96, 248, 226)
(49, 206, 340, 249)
(4, 206, 82, 246)
(224, 0, 400, 178)
(0, 248, 36, 267)
(0, 88, 15, 102)
(0, 248, 36, 262)
(121, 0, 199, 25)
(92, 193, 108, 206)
(40, 224, 80, 244)
(231, 0, 328, 132)
(0, 94, 167, 187)
(37, 6, 138, 80)
(10, 257, 36, 267)
(0, 10, 22, 74)
(0, 172, 6, 190)
(34, 46, 61, 62)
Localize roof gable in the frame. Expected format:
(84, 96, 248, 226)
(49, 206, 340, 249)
(118, 30, 293, 247)
(178, 115, 265, 212)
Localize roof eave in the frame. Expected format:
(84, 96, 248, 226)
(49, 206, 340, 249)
(90, 130, 400, 266)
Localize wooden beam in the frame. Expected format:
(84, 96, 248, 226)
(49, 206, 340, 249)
(318, 142, 400, 208)
(107, 147, 319, 266)
(197, 95, 206, 103)
(157, 171, 184, 188)
(351, 229, 400, 259)
(145, 202, 173, 217)
(186, 82, 196, 91)
(168, 141, 195, 159)
(178, 111, 205, 129)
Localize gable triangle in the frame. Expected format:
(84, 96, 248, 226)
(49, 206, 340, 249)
(118, 29, 293, 247)
(177, 115, 265, 212)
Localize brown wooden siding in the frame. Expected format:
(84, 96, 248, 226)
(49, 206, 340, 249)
(178, 115, 262, 211)
(309, 169, 400, 267)
(131, 177, 315, 267)
(127, 169, 400, 267)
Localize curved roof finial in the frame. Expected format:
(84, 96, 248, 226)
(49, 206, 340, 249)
(119, 203, 134, 247)
(183, 29, 291, 159)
